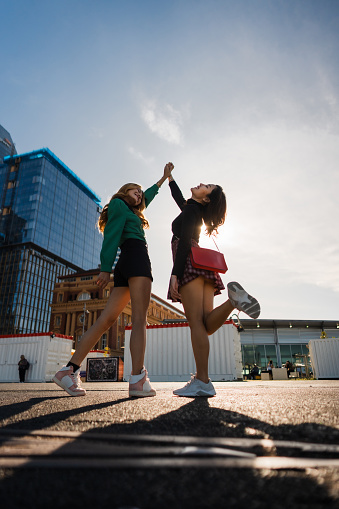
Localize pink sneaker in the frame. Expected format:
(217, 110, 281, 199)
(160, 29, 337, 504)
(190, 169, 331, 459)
(129, 367, 156, 398)
(52, 366, 86, 396)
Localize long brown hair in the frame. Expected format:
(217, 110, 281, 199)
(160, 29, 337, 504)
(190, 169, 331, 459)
(97, 183, 149, 233)
(202, 185, 227, 235)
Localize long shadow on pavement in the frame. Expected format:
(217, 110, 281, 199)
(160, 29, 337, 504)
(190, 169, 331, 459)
(0, 395, 338, 509)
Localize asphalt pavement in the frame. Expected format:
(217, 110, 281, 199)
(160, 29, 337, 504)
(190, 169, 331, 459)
(0, 379, 338, 509)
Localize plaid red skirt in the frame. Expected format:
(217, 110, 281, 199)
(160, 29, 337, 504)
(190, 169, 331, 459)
(167, 238, 225, 303)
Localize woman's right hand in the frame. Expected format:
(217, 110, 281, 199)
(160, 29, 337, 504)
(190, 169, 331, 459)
(170, 275, 181, 300)
(96, 271, 111, 289)
(164, 162, 174, 178)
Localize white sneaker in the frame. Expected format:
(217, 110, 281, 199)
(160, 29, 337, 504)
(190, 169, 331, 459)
(129, 367, 156, 398)
(173, 375, 216, 397)
(227, 281, 261, 319)
(52, 366, 86, 396)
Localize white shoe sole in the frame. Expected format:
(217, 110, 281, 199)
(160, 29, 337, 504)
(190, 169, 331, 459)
(52, 376, 86, 397)
(173, 389, 216, 397)
(227, 281, 260, 319)
(129, 390, 156, 398)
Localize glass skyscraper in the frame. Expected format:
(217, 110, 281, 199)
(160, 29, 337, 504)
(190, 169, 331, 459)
(0, 147, 102, 334)
(0, 125, 17, 163)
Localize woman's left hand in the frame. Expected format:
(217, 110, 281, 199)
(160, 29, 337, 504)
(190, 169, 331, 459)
(170, 275, 181, 300)
(164, 162, 174, 178)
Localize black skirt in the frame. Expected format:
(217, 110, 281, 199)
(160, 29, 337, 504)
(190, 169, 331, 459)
(114, 239, 153, 287)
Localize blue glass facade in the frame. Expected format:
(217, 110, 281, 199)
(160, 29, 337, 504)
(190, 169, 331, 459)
(0, 124, 16, 164)
(0, 148, 102, 334)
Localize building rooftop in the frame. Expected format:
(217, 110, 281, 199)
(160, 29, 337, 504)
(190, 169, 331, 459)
(4, 147, 101, 205)
(163, 317, 339, 331)
(237, 318, 339, 330)
(0, 124, 17, 162)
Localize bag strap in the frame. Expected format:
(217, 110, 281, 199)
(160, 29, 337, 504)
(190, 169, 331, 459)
(211, 236, 221, 252)
(201, 234, 221, 252)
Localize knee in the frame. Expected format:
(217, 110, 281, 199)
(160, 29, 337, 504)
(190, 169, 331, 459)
(188, 318, 207, 333)
(205, 326, 215, 336)
(202, 317, 213, 335)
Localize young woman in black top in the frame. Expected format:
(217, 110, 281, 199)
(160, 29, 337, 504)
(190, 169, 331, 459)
(168, 175, 260, 397)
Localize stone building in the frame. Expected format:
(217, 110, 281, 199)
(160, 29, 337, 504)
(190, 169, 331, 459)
(50, 268, 186, 356)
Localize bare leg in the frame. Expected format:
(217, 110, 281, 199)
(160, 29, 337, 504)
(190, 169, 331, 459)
(128, 276, 152, 375)
(204, 297, 235, 336)
(180, 277, 210, 384)
(71, 286, 130, 366)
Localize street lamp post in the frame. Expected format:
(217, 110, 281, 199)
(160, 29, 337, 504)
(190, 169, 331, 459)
(81, 302, 90, 338)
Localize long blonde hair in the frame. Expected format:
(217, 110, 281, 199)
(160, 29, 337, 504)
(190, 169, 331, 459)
(97, 183, 149, 233)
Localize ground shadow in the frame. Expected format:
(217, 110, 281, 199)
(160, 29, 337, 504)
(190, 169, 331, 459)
(0, 395, 338, 509)
(0, 395, 131, 431)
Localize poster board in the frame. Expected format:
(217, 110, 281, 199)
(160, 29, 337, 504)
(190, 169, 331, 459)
(86, 357, 119, 382)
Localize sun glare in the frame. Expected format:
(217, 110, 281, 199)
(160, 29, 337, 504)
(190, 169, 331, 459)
(200, 220, 237, 249)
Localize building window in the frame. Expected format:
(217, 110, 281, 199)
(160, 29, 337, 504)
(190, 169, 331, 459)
(32, 176, 45, 184)
(105, 289, 110, 297)
(58, 293, 63, 302)
(55, 316, 61, 327)
(241, 344, 277, 375)
(29, 194, 43, 202)
(101, 333, 107, 349)
(80, 276, 93, 281)
(78, 292, 91, 301)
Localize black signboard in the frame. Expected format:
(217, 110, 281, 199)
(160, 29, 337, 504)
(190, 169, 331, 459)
(86, 357, 118, 382)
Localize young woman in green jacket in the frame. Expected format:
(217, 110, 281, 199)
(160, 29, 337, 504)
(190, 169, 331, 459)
(53, 162, 174, 398)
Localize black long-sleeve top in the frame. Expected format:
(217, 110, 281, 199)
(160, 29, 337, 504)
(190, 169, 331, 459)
(169, 180, 204, 278)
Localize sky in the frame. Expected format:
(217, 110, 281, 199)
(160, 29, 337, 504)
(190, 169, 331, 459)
(1, 0, 338, 321)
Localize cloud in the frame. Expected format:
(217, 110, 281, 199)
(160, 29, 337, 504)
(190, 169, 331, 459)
(140, 100, 184, 145)
(128, 146, 154, 165)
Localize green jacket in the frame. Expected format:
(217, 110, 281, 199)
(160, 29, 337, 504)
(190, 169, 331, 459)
(100, 184, 159, 272)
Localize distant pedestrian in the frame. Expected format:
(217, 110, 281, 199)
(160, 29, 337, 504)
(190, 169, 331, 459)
(249, 364, 259, 380)
(167, 173, 261, 397)
(53, 162, 173, 398)
(18, 355, 29, 382)
(267, 359, 274, 379)
(285, 360, 293, 377)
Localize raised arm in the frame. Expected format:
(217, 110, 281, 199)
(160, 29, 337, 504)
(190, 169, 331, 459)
(168, 177, 186, 210)
(156, 162, 174, 188)
(144, 162, 175, 208)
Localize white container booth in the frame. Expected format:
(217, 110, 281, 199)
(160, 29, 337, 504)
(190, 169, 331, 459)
(123, 321, 242, 382)
(308, 338, 339, 379)
(0, 333, 73, 382)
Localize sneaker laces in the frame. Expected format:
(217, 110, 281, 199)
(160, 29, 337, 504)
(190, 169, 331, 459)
(71, 370, 83, 390)
(183, 374, 196, 388)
